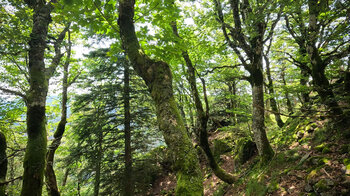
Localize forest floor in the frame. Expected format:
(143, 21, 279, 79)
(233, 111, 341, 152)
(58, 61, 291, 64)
(149, 114, 350, 196)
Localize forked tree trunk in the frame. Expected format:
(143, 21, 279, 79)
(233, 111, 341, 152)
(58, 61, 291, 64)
(45, 29, 71, 196)
(213, 0, 275, 162)
(0, 132, 7, 196)
(118, 1, 203, 195)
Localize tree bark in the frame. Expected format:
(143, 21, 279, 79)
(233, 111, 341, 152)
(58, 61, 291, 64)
(123, 60, 134, 196)
(251, 64, 275, 163)
(228, 81, 238, 124)
(93, 130, 102, 196)
(172, 22, 237, 184)
(118, 1, 203, 195)
(281, 69, 294, 114)
(264, 55, 284, 127)
(213, 0, 275, 162)
(61, 168, 70, 187)
(0, 132, 7, 196)
(45, 28, 71, 196)
(21, 1, 53, 195)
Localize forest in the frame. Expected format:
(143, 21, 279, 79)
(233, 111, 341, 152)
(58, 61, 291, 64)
(0, 0, 349, 195)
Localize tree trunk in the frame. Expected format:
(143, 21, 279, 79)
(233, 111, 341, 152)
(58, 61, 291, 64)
(21, 2, 53, 195)
(264, 55, 284, 127)
(118, 1, 203, 194)
(61, 168, 70, 187)
(172, 22, 236, 184)
(300, 69, 310, 106)
(213, 0, 275, 162)
(251, 72, 274, 162)
(228, 81, 238, 124)
(280, 68, 294, 114)
(251, 46, 274, 162)
(93, 131, 102, 196)
(0, 132, 7, 196)
(123, 61, 134, 196)
(45, 31, 71, 196)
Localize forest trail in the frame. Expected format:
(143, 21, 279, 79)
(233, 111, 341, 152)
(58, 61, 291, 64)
(150, 115, 350, 196)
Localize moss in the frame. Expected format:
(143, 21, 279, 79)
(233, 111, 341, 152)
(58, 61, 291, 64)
(213, 139, 231, 161)
(21, 105, 47, 196)
(246, 180, 267, 196)
(175, 171, 203, 196)
(267, 179, 279, 193)
(155, 98, 203, 195)
(315, 143, 332, 154)
(234, 138, 257, 166)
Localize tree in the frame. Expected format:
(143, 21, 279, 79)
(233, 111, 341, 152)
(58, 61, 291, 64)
(45, 28, 75, 196)
(213, 0, 280, 162)
(0, 132, 7, 196)
(264, 41, 284, 127)
(123, 60, 134, 195)
(172, 21, 237, 184)
(284, 0, 350, 118)
(118, 0, 203, 194)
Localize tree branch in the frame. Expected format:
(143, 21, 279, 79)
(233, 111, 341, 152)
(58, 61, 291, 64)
(46, 23, 71, 79)
(0, 87, 26, 99)
(0, 176, 22, 186)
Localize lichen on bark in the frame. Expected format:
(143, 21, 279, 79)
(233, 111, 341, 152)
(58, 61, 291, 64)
(118, 0, 203, 194)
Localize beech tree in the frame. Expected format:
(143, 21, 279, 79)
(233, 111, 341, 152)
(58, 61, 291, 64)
(212, 0, 281, 162)
(118, 0, 203, 194)
(172, 21, 237, 184)
(284, 0, 350, 118)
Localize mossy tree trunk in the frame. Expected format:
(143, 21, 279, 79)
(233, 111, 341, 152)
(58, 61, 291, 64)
(250, 41, 275, 162)
(118, 1, 203, 195)
(213, 0, 275, 162)
(123, 61, 134, 196)
(0, 132, 7, 196)
(172, 22, 237, 184)
(281, 69, 294, 114)
(21, 1, 53, 195)
(22, 1, 67, 195)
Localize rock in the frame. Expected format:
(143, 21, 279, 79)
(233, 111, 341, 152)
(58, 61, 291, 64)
(233, 138, 257, 165)
(213, 139, 231, 161)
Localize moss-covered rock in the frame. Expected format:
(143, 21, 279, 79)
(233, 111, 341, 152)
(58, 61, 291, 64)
(234, 138, 258, 166)
(213, 139, 231, 161)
